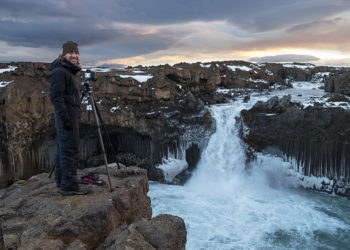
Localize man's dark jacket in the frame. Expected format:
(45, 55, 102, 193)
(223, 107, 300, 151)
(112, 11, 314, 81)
(49, 59, 82, 129)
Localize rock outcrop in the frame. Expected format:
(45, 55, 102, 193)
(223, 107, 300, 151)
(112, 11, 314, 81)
(97, 214, 186, 250)
(324, 71, 350, 95)
(0, 165, 187, 249)
(240, 95, 350, 195)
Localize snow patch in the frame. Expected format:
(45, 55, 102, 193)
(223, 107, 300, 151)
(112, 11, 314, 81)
(200, 63, 211, 68)
(132, 70, 146, 74)
(119, 74, 153, 83)
(245, 77, 268, 83)
(283, 64, 315, 70)
(314, 72, 331, 78)
(227, 65, 252, 71)
(216, 88, 231, 94)
(312, 72, 332, 83)
(110, 106, 120, 113)
(0, 80, 14, 87)
(291, 81, 320, 89)
(265, 69, 274, 76)
(0, 65, 17, 74)
(250, 64, 261, 70)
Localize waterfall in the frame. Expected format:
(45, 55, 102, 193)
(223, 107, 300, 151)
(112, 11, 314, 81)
(186, 102, 247, 193)
(149, 83, 350, 249)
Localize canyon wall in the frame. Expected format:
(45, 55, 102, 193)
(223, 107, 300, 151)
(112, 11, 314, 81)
(0, 61, 344, 188)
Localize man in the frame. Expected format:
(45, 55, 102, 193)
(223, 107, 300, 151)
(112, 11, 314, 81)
(49, 41, 88, 195)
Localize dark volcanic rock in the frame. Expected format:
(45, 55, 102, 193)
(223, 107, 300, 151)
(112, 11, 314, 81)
(0, 62, 214, 187)
(0, 224, 4, 250)
(97, 214, 186, 250)
(240, 95, 350, 194)
(0, 165, 186, 249)
(346, 187, 350, 200)
(0, 61, 347, 188)
(325, 71, 350, 95)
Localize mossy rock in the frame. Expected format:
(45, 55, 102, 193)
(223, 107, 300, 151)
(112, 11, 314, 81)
(16, 180, 29, 185)
(39, 173, 49, 178)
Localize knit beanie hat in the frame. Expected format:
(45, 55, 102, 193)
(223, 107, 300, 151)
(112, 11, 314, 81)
(62, 41, 79, 55)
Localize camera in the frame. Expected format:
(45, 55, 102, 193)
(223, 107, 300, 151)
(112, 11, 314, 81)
(83, 69, 97, 81)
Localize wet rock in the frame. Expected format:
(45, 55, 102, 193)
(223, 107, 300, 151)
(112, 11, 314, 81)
(240, 96, 350, 195)
(243, 95, 250, 103)
(325, 72, 350, 95)
(346, 187, 350, 200)
(327, 93, 349, 102)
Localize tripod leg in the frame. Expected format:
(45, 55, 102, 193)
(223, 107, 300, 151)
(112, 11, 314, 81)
(90, 93, 113, 191)
(93, 98, 121, 169)
(48, 165, 54, 178)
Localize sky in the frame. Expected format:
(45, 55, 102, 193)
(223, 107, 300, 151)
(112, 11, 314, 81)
(1, 0, 350, 67)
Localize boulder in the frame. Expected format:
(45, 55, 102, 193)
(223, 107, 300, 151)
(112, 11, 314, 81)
(97, 214, 186, 250)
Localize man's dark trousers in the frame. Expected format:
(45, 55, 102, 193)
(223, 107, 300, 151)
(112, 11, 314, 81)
(54, 122, 80, 190)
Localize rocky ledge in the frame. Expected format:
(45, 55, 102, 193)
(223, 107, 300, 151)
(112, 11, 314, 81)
(0, 165, 186, 249)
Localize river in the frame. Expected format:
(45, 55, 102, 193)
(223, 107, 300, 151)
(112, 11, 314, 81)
(149, 81, 350, 250)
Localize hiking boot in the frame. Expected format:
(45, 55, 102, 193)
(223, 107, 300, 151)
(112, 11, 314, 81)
(60, 186, 89, 196)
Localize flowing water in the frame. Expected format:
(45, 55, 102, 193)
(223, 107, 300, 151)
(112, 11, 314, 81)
(149, 82, 350, 250)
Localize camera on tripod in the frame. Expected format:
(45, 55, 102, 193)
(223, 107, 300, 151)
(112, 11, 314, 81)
(83, 69, 97, 82)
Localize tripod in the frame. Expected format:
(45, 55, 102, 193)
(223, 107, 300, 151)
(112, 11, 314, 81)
(49, 79, 120, 192)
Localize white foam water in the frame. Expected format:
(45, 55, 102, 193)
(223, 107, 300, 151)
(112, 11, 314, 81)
(149, 82, 350, 249)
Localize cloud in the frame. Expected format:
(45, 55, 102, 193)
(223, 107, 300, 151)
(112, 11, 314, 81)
(235, 17, 350, 54)
(2, 0, 350, 46)
(0, 19, 119, 48)
(249, 54, 320, 63)
(1, 0, 350, 65)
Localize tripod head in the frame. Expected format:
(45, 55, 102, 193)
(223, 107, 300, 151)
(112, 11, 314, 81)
(81, 69, 97, 95)
(83, 69, 97, 82)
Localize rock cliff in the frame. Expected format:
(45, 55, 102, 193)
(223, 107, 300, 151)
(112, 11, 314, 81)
(240, 95, 350, 195)
(324, 71, 350, 95)
(0, 165, 186, 249)
(0, 61, 346, 188)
